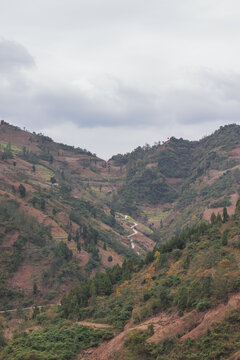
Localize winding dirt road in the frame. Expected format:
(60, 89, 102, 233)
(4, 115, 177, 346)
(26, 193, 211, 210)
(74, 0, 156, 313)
(125, 215, 139, 255)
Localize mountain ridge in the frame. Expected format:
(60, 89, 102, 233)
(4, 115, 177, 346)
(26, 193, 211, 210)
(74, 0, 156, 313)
(1, 120, 240, 359)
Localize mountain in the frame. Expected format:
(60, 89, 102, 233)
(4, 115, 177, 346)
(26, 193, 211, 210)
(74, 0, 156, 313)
(111, 124, 240, 241)
(0, 121, 155, 310)
(1, 121, 240, 359)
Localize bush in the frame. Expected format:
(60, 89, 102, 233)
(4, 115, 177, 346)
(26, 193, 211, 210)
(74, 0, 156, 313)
(196, 298, 211, 312)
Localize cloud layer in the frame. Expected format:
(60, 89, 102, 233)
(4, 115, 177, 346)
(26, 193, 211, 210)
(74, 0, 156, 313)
(1, 1, 240, 157)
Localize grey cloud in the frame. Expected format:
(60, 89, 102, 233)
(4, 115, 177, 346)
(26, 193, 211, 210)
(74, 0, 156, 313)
(0, 40, 35, 73)
(1, 40, 240, 136)
(1, 64, 240, 132)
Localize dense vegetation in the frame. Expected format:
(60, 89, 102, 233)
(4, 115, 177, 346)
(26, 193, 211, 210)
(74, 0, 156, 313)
(0, 323, 112, 360)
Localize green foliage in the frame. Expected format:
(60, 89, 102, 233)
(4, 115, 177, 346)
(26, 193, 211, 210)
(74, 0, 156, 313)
(18, 184, 26, 198)
(1, 142, 13, 160)
(200, 171, 235, 200)
(222, 229, 228, 246)
(223, 206, 229, 223)
(29, 196, 46, 210)
(209, 197, 231, 209)
(60, 259, 139, 321)
(119, 168, 178, 206)
(0, 324, 112, 360)
(157, 138, 195, 178)
(54, 241, 72, 261)
(0, 199, 52, 278)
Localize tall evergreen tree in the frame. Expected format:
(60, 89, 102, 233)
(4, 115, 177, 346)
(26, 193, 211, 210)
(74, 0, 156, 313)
(223, 207, 229, 223)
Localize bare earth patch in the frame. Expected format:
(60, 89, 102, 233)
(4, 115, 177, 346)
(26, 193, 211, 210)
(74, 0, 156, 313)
(203, 193, 239, 221)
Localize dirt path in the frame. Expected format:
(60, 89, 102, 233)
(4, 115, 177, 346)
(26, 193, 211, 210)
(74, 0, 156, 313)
(76, 321, 111, 329)
(124, 215, 140, 255)
(0, 303, 59, 314)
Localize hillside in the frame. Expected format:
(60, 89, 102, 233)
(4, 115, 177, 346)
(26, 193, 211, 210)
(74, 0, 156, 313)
(2, 121, 240, 359)
(1, 192, 240, 359)
(0, 121, 155, 309)
(111, 124, 240, 242)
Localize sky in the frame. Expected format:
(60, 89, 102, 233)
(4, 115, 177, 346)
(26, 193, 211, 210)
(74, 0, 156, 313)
(1, 0, 240, 159)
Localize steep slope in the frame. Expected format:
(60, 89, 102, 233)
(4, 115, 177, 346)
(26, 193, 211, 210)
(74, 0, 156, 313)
(60, 200, 240, 359)
(0, 121, 155, 309)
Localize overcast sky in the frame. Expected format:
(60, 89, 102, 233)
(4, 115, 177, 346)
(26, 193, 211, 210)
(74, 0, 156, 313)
(1, 0, 240, 158)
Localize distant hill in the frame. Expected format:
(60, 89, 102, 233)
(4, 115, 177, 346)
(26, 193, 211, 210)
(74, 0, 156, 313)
(111, 124, 240, 241)
(2, 121, 240, 359)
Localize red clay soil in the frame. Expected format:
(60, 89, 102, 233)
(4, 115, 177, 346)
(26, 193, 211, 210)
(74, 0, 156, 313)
(146, 311, 202, 344)
(0, 124, 40, 153)
(98, 247, 122, 268)
(165, 177, 182, 184)
(203, 193, 239, 221)
(181, 291, 240, 340)
(83, 291, 240, 360)
(82, 313, 179, 360)
(146, 163, 158, 169)
(19, 202, 67, 239)
(80, 328, 128, 360)
(1, 230, 18, 247)
(201, 169, 223, 186)
(8, 262, 42, 292)
(231, 146, 240, 158)
(227, 350, 240, 360)
(72, 248, 90, 267)
(76, 321, 111, 329)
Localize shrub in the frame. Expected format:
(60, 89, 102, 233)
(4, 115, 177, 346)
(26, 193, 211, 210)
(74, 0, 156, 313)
(196, 298, 211, 312)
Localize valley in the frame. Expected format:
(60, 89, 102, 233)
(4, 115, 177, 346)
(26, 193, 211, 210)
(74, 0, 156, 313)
(1, 121, 240, 359)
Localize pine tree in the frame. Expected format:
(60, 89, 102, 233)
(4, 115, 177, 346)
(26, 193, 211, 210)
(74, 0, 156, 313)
(210, 212, 217, 225)
(33, 282, 38, 296)
(18, 184, 26, 198)
(222, 230, 228, 246)
(216, 213, 222, 224)
(223, 207, 229, 223)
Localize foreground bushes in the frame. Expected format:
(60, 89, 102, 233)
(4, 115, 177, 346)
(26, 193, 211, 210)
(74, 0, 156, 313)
(0, 324, 113, 360)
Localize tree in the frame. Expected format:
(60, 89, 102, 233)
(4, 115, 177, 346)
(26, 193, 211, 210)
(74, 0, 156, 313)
(210, 212, 217, 225)
(77, 241, 81, 252)
(33, 282, 38, 296)
(40, 198, 45, 210)
(50, 176, 57, 184)
(18, 184, 26, 198)
(32, 164, 36, 172)
(55, 241, 72, 261)
(108, 256, 113, 262)
(175, 286, 188, 312)
(222, 230, 228, 246)
(110, 208, 115, 218)
(223, 207, 229, 223)
(216, 213, 222, 224)
(32, 305, 40, 319)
